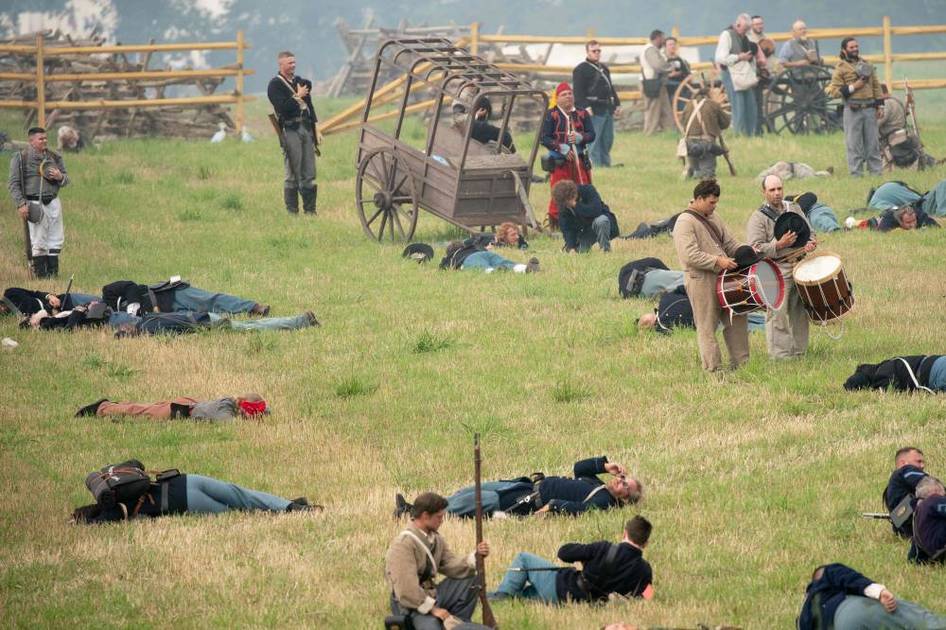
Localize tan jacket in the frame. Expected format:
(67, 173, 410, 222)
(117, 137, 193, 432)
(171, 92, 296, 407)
(746, 201, 812, 278)
(878, 97, 909, 141)
(384, 525, 476, 613)
(826, 58, 882, 102)
(673, 210, 743, 280)
(682, 98, 731, 138)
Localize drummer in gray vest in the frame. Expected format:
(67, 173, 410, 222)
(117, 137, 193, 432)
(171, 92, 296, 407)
(746, 174, 817, 359)
(8, 127, 69, 278)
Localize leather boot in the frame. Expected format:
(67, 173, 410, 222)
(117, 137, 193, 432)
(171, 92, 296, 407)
(31, 255, 48, 278)
(301, 185, 317, 215)
(284, 187, 299, 214)
(46, 254, 60, 278)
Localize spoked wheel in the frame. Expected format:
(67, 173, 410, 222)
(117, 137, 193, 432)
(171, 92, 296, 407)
(764, 66, 842, 135)
(355, 147, 419, 242)
(673, 74, 731, 132)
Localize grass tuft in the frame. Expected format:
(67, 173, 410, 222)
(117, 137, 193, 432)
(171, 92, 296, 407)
(551, 379, 591, 403)
(335, 375, 378, 399)
(114, 170, 134, 184)
(221, 193, 243, 211)
(176, 209, 202, 222)
(412, 330, 454, 353)
(197, 165, 213, 180)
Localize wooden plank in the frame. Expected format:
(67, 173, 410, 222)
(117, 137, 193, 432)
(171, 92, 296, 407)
(44, 41, 246, 55)
(0, 68, 255, 82)
(34, 94, 255, 110)
(35, 33, 46, 127)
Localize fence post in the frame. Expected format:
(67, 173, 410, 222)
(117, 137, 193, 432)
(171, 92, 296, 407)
(235, 30, 245, 132)
(35, 32, 46, 128)
(470, 22, 479, 56)
(671, 25, 680, 38)
(882, 16, 893, 88)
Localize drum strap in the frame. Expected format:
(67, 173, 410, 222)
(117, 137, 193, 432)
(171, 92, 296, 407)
(896, 358, 934, 394)
(758, 204, 779, 223)
(684, 210, 724, 250)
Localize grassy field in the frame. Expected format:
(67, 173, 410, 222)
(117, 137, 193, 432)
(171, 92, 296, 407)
(1, 92, 945, 629)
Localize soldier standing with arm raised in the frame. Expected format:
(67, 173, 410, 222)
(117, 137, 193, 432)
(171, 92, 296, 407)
(267, 51, 319, 215)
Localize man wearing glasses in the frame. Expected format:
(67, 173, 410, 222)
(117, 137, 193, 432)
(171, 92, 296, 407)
(573, 40, 622, 167)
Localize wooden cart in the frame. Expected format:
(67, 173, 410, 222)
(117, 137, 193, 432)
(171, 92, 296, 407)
(355, 38, 548, 241)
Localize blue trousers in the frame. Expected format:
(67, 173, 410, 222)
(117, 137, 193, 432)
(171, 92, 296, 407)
(67, 292, 98, 307)
(576, 215, 612, 252)
(171, 286, 256, 314)
(833, 595, 946, 629)
(721, 69, 758, 136)
(447, 480, 533, 517)
(185, 474, 291, 513)
(868, 182, 922, 211)
(642, 270, 684, 298)
(461, 251, 518, 271)
(495, 552, 560, 604)
(929, 356, 946, 392)
(589, 112, 615, 167)
(808, 203, 841, 232)
(206, 312, 313, 331)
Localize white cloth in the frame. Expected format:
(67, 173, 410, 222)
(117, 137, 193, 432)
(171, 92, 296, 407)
(715, 30, 740, 67)
(27, 197, 64, 255)
(863, 583, 886, 600)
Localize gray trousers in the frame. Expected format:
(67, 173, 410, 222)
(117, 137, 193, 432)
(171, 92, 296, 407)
(577, 215, 613, 252)
(283, 124, 316, 191)
(390, 576, 488, 630)
(765, 279, 809, 359)
(642, 269, 684, 298)
(687, 153, 717, 178)
(843, 106, 882, 176)
(834, 594, 946, 629)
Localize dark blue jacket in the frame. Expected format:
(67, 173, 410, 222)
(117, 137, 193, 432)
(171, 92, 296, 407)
(560, 184, 616, 252)
(555, 541, 652, 602)
(540, 107, 595, 153)
(656, 286, 694, 333)
(884, 464, 928, 537)
(797, 563, 873, 630)
(540, 456, 619, 515)
(267, 74, 317, 124)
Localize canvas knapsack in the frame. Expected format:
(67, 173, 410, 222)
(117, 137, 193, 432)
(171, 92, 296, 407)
(85, 460, 152, 508)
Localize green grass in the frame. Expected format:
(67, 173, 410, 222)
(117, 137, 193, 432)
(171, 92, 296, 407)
(1, 94, 945, 629)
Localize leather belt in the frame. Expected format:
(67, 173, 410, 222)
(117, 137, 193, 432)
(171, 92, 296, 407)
(847, 102, 875, 111)
(26, 194, 56, 204)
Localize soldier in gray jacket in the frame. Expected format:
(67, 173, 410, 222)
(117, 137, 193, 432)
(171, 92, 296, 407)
(8, 127, 69, 277)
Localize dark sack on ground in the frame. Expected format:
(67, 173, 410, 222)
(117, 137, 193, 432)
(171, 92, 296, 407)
(85, 460, 151, 508)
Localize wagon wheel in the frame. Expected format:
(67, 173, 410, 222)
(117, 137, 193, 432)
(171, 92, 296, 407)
(764, 66, 842, 135)
(673, 75, 731, 132)
(355, 147, 419, 242)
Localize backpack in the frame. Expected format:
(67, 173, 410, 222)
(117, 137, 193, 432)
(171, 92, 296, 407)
(85, 460, 152, 508)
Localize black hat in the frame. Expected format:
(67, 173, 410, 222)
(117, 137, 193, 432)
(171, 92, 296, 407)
(774, 212, 811, 248)
(733, 245, 763, 268)
(787, 192, 818, 214)
(402, 243, 434, 263)
(27, 126, 46, 136)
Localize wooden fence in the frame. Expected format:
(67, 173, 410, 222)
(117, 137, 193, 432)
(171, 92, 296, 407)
(0, 31, 253, 133)
(473, 17, 946, 102)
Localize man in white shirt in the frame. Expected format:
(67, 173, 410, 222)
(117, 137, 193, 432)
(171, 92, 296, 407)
(715, 13, 758, 136)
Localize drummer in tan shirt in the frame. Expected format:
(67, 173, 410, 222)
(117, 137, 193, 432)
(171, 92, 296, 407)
(746, 174, 818, 359)
(672, 178, 752, 372)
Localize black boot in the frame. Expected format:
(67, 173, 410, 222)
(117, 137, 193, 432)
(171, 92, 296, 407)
(284, 187, 299, 214)
(46, 254, 59, 278)
(31, 255, 48, 278)
(301, 185, 317, 215)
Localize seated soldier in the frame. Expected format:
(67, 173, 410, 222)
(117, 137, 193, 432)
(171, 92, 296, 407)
(384, 492, 491, 630)
(844, 354, 946, 392)
(910, 476, 946, 564)
(76, 393, 269, 421)
(468, 96, 515, 153)
(102, 278, 269, 317)
(489, 515, 654, 604)
(847, 204, 940, 232)
(879, 85, 937, 171)
(26, 303, 318, 336)
(1, 286, 97, 317)
(73, 459, 320, 524)
(440, 240, 539, 273)
(552, 180, 618, 253)
(797, 562, 946, 629)
(395, 456, 641, 519)
(885, 447, 929, 538)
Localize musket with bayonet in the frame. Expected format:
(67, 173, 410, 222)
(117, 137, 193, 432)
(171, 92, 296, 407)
(904, 79, 924, 150)
(474, 434, 498, 629)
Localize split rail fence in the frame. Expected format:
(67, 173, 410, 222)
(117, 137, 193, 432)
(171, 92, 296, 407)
(0, 31, 253, 138)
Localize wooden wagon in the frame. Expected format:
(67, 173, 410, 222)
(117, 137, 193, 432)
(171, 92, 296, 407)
(355, 38, 549, 241)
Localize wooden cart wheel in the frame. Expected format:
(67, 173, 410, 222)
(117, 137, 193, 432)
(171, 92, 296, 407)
(355, 147, 419, 242)
(763, 66, 842, 135)
(673, 74, 731, 132)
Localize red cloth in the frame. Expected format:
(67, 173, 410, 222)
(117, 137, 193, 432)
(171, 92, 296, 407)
(238, 399, 267, 416)
(556, 81, 573, 96)
(547, 158, 591, 222)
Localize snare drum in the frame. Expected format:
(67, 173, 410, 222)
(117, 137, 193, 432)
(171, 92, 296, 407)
(716, 259, 785, 315)
(793, 254, 854, 323)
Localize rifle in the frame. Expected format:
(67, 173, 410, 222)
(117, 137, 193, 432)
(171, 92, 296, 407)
(474, 433, 498, 629)
(862, 512, 891, 520)
(22, 218, 33, 277)
(904, 79, 923, 147)
(718, 133, 736, 176)
(268, 114, 286, 154)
